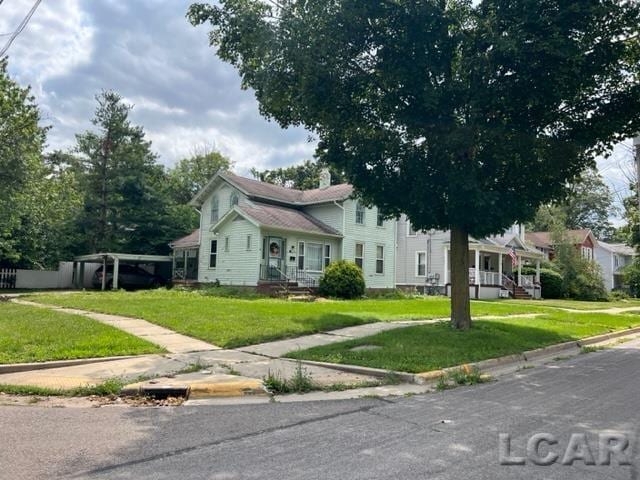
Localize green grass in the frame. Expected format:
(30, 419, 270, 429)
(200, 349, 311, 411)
(0, 378, 125, 397)
(27, 289, 552, 348)
(500, 299, 640, 310)
(0, 303, 164, 364)
(286, 311, 640, 373)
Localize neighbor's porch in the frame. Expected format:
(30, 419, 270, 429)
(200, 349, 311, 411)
(442, 246, 542, 299)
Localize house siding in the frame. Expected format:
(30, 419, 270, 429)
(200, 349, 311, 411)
(395, 215, 448, 287)
(199, 217, 261, 286)
(342, 200, 396, 289)
(304, 203, 344, 233)
(595, 246, 614, 291)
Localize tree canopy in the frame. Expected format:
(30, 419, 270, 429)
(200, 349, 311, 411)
(250, 160, 346, 190)
(190, 0, 640, 328)
(529, 169, 615, 239)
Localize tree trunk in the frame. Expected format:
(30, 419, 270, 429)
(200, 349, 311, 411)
(450, 225, 471, 330)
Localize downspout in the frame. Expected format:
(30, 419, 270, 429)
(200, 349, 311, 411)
(334, 200, 346, 259)
(195, 207, 202, 282)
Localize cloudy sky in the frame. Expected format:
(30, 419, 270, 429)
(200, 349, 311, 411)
(0, 0, 635, 218)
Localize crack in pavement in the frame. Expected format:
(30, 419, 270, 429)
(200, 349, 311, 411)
(68, 402, 389, 478)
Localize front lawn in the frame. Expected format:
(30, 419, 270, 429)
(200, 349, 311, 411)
(27, 289, 551, 348)
(286, 311, 640, 373)
(0, 303, 164, 364)
(500, 299, 640, 311)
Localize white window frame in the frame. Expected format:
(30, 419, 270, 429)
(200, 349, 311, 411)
(355, 242, 364, 269)
(416, 251, 426, 277)
(230, 191, 239, 207)
(376, 210, 384, 227)
(209, 240, 217, 269)
(376, 245, 384, 274)
(324, 244, 331, 268)
(210, 196, 219, 224)
(246, 235, 252, 251)
(305, 242, 324, 272)
(355, 202, 365, 225)
(407, 221, 417, 237)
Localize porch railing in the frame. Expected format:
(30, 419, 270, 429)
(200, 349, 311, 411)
(520, 274, 535, 288)
(259, 265, 318, 288)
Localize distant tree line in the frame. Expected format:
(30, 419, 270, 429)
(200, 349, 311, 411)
(0, 59, 231, 269)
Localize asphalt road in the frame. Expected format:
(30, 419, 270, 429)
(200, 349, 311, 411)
(3, 342, 640, 480)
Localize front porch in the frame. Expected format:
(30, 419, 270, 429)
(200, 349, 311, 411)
(443, 245, 543, 300)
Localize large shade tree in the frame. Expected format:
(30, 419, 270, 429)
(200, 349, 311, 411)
(189, 0, 640, 329)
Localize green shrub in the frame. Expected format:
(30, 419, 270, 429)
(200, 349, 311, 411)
(318, 260, 365, 299)
(609, 290, 630, 301)
(522, 266, 565, 299)
(624, 260, 640, 298)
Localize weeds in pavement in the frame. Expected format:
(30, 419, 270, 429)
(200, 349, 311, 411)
(436, 366, 489, 391)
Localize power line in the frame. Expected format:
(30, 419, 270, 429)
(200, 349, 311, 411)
(0, 0, 43, 57)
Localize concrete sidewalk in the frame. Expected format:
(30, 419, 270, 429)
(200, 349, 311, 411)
(13, 299, 219, 354)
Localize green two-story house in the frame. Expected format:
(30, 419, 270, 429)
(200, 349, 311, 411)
(171, 170, 396, 291)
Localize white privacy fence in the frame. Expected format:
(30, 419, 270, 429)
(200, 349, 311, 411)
(0, 262, 99, 289)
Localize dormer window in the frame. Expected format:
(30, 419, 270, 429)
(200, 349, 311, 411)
(210, 196, 219, 224)
(230, 192, 239, 207)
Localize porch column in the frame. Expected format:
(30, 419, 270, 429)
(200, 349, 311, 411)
(172, 251, 176, 280)
(112, 257, 119, 290)
(73, 262, 79, 288)
(101, 257, 107, 291)
(443, 246, 449, 285)
(498, 253, 503, 281)
(517, 256, 522, 286)
(474, 248, 480, 285)
(535, 260, 541, 284)
(79, 262, 85, 290)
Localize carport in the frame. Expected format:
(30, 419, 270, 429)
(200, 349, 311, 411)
(73, 253, 173, 290)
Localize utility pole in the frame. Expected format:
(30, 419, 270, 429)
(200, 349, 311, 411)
(635, 136, 640, 210)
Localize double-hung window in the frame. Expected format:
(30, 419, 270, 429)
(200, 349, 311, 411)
(324, 245, 331, 268)
(376, 210, 384, 227)
(230, 192, 239, 206)
(416, 252, 426, 277)
(306, 243, 323, 271)
(407, 221, 417, 236)
(209, 240, 218, 268)
(376, 245, 384, 274)
(355, 243, 364, 269)
(355, 202, 365, 225)
(210, 197, 219, 224)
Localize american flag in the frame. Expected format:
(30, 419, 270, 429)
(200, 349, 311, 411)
(508, 246, 518, 267)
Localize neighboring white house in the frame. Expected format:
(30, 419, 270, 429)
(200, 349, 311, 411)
(595, 241, 636, 291)
(172, 170, 396, 290)
(395, 218, 544, 299)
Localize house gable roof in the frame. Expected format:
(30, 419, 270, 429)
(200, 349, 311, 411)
(211, 203, 341, 237)
(169, 229, 200, 248)
(526, 229, 597, 249)
(189, 171, 354, 207)
(598, 241, 636, 256)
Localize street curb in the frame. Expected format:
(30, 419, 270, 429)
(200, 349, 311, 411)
(295, 359, 415, 383)
(298, 326, 640, 386)
(0, 356, 138, 375)
(122, 379, 268, 399)
(577, 326, 640, 346)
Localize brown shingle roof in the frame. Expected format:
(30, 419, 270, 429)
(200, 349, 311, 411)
(170, 229, 200, 248)
(526, 229, 592, 248)
(221, 172, 353, 205)
(237, 203, 341, 236)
